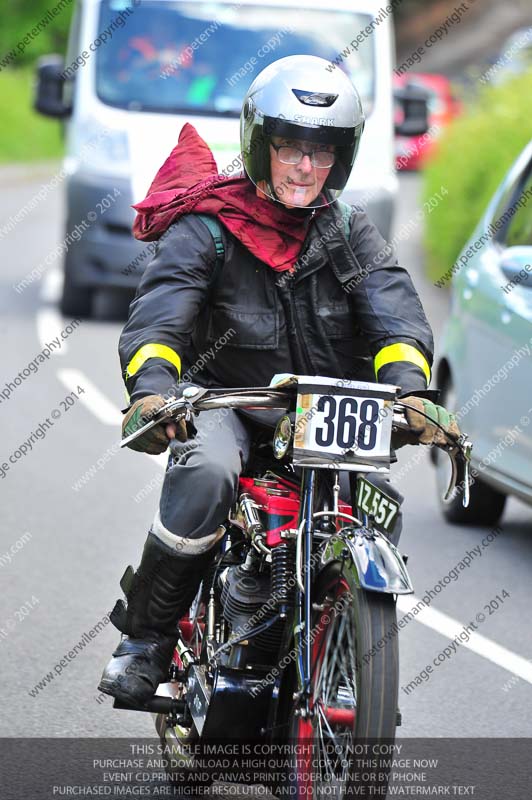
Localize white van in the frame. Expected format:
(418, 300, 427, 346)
(36, 0, 403, 317)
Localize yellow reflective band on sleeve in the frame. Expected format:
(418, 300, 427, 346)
(125, 343, 181, 380)
(374, 343, 431, 384)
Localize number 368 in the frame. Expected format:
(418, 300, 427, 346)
(314, 395, 380, 451)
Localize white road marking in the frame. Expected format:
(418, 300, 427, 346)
(397, 594, 532, 684)
(57, 368, 168, 469)
(145, 452, 168, 468)
(57, 368, 122, 426)
(40, 267, 63, 304)
(36, 308, 68, 355)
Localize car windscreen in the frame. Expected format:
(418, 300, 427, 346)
(95, 1, 375, 116)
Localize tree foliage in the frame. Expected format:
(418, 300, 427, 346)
(0, 0, 74, 67)
(422, 68, 532, 282)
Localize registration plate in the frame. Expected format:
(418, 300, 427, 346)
(356, 476, 400, 534)
(293, 376, 398, 473)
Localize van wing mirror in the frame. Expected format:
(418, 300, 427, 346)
(394, 85, 429, 137)
(34, 55, 72, 118)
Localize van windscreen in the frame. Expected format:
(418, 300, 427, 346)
(95, 1, 375, 115)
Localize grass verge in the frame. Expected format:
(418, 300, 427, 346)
(0, 67, 64, 164)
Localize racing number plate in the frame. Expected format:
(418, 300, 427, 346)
(356, 476, 400, 534)
(293, 376, 398, 473)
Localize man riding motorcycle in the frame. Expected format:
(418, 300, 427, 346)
(98, 55, 460, 707)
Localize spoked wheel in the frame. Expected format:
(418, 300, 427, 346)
(279, 565, 398, 799)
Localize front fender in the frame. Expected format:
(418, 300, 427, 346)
(319, 527, 413, 594)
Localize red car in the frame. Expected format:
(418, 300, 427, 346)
(393, 73, 462, 170)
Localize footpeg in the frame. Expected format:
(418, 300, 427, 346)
(113, 695, 186, 715)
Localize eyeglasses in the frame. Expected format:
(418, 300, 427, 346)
(270, 142, 336, 169)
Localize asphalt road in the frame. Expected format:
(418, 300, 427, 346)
(1, 167, 531, 790)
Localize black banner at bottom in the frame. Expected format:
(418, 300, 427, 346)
(1, 738, 529, 799)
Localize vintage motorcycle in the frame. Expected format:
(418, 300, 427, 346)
(117, 374, 471, 797)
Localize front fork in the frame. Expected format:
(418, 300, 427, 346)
(291, 468, 412, 721)
(294, 467, 316, 718)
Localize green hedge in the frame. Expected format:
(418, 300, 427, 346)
(0, 68, 64, 163)
(422, 68, 532, 284)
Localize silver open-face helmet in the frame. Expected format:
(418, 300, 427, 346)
(240, 54, 365, 208)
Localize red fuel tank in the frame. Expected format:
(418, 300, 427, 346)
(238, 476, 352, 546)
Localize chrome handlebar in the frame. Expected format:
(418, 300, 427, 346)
(120, 386, 472, 507)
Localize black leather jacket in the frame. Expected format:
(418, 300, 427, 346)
(119, 200, 434, 404)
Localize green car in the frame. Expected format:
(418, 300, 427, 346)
(433, 139, 532, 525)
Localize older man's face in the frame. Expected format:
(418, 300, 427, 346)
(269, 136, 335, 207)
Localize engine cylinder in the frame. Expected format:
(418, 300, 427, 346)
(220, 564, 283, 651)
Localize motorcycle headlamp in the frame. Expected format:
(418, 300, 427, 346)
(273, 415, 292, 460)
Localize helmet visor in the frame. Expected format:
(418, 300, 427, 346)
(241, 110, 362, 209)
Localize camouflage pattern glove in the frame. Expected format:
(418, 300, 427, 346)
(395, 396, 461, 449)
(122, 395, 188, 454)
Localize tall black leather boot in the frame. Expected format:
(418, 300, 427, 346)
(98, 530, 219, 705)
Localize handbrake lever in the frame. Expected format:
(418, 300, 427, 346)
(119, 387, 210, 449)
(392, 407, 473, 508)
(444, 434, 472, 507)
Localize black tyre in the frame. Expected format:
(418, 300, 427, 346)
(60, 264, 93, 317)
(157, 732, 213, 795)
(92, 288, 134, 321)
(434, 377, 507, 525)
(275, 564, 398, 798)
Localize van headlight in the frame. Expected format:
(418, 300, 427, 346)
(65, 120, 130, 175)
